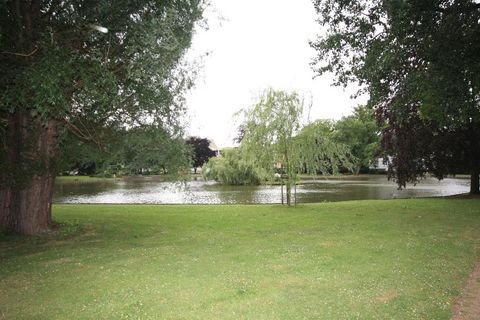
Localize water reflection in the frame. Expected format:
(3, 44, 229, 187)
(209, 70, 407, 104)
(54, 175, 470, 204)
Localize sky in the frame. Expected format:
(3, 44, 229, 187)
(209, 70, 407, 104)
(184, 0, 367, 148)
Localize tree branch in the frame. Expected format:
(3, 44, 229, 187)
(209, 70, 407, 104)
(0, 46, 38, 57)
(63, 117, 103, 149)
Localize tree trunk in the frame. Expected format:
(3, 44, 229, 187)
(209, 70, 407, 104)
(0, 175, 56, 235)
(468, 123, 480, 195)
(286, 183, 291, 206)
(469, 142, 479, 195)
(281, 182, 284, 205)
(294, 183, 297, 206)
(0, 110, 58, 235)
(471, 169, 480, 195)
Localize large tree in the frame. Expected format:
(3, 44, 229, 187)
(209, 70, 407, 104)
(185, 136, 216, 173)
(239, 89, 353, 206)
(311, 0, 480, 194)
(0, 1, 205, 234)
(333, 105, 379, 174)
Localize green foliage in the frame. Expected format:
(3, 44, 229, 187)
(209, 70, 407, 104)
(202, 148, 263, 185)
(112, 126, 192, 175)
(57, 130, 111, 175)
(239, 89, 354, 205)
(239, 89, 304, 205)
(311, 0, 480, 193)
(186, 136, 216, 170)
(59, 126, 192, 176)
(0, 0, 206, 185)
(333, 105, 379, 173)
(296, 120, 355, 175)
(0, 1, 205, 124)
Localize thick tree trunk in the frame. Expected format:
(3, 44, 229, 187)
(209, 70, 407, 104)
(468, 123, 480, 195)
(0, 1, 57, 235)
(0, 175, 56, 235)
(0, 110, 58, 235)
(470, 169, 480, 195)
(469, 138, 480, 195)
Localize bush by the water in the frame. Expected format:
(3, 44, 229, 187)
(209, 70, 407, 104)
(202, 148, 264, 185)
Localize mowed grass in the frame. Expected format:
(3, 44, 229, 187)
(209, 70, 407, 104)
(1, 199, 479, 319)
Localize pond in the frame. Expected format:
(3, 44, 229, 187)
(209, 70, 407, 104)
(53, 175, 470, 204)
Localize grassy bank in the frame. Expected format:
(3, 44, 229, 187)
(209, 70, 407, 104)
(1, 199, 479, 319)
(56, 176, 116, 184)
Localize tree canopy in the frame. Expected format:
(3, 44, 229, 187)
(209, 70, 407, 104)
(58, 125, 191, 177)
(239, 89, 353, 205)
(202, 148, 263, 185)
(0, 0, 206, 234)
(333, 105, 379, 173)
(186, 136, 216, 173)
(113, 126, 192, 175)
(311, 0, 480, 193)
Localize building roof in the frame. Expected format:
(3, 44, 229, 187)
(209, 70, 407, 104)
(209, 142, 220, 151)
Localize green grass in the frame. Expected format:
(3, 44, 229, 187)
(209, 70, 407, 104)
(56, 176, 116, 184)
(1, 199, 479, 319)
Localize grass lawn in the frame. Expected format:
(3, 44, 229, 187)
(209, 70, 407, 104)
(1, 199, 479, 319)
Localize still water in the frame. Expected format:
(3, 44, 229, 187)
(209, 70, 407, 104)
(54, 175, 470, 204)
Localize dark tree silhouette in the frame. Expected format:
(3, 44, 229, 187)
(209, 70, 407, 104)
(186, 137, 216, 174)
(312, 0, 480, 194)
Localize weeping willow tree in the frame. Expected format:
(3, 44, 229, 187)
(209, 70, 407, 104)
(0, 1, 206, 234)
(239, 89, 354, 206)
(202, 148, 263, 185)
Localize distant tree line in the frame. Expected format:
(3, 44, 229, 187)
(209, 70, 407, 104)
(60, 132, 220, 178)
(60, 126, 193, 177)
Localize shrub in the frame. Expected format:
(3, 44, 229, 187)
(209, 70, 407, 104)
(202, 148, 263, 185)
